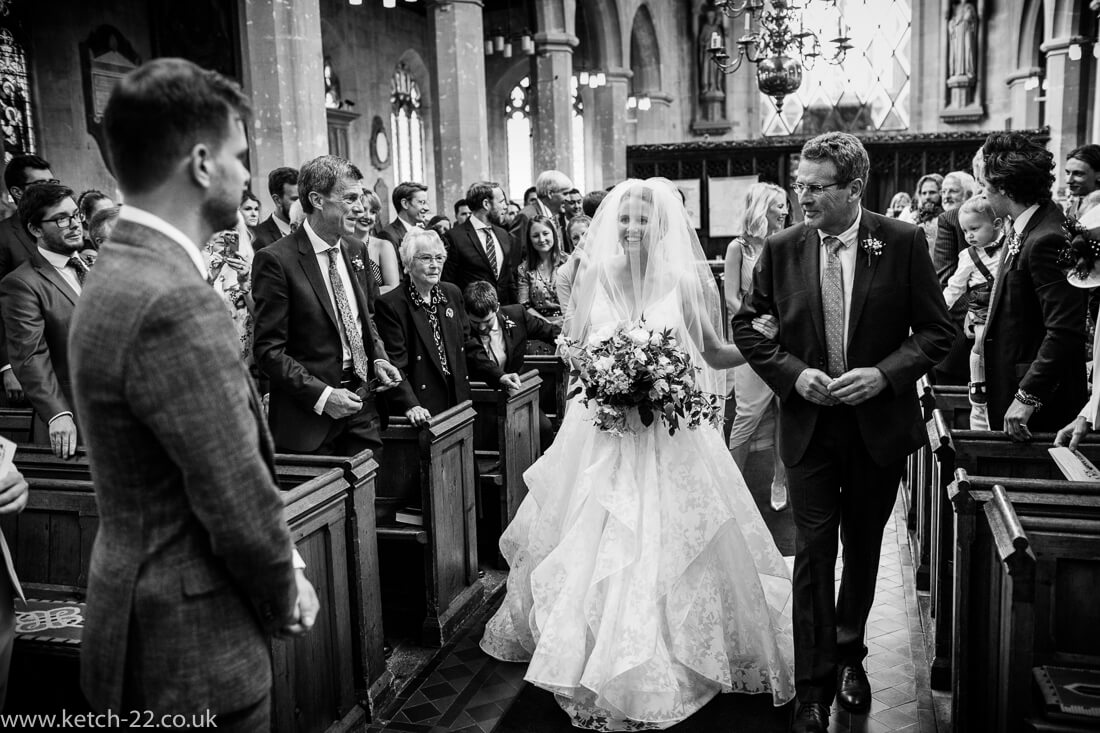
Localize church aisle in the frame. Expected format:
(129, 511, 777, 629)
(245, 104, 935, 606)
(365, 461, 934, 733)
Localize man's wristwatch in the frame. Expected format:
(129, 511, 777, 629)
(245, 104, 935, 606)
(1014, 389, 1043, 411)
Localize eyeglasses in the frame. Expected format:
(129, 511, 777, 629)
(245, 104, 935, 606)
(791, 181, 850, 196)
(40, 212, 85, 229)
(413, 254, 446, 265)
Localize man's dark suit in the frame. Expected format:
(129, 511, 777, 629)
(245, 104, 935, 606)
(378, 217, 412, 257)
(70, 218, 297, 716)
(982, 200, 1087, 431)
(250, 214, 284, 251)
(252, 226, 390, 454)
(442, 219, 517, 304)
(733, 209, 953, 705)
(509, 200, 559, 247)
(931, 207, 972, 384)
(374, 281, 478, 417)
(0, 257, 78, 440)
(0, 215, 42, 375)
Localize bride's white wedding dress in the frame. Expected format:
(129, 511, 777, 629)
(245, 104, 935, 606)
(480, 287, 795, 731)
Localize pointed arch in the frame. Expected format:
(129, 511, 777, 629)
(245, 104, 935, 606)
(629, 3, 661, 94)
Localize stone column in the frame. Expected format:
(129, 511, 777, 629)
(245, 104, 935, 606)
(427, 0, 490, 211)
(1040, 37, 1093, 190)
(240, 0, 328, 193)
(590, 68, 629, 189)
(532, 31, 577, 176)
(1004, 68, 1043, 130)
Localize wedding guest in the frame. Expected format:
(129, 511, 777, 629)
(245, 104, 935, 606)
(1054, 212, 1100, 449)
(379, 181, 430, 257)
(898, 172, 942, 224)
(428, 214, 452, 237)
(511, 170, 572, 244)
(931, 166, 982, 384)
(77, 189, 114, 250)
(205, 214, 256, 371)
(251, 166, 299, 250)
(522, 186, 537, 208)
(442, 180, 516, 304)
(941, 196, 1005, 429)
(733, 132, 953, 733)
(453, 198, 472, 226)
(0, 182, 90, 456)
(464, 280, 558, 449)
(885, 191, 910, 218)
(555, 215, 590, 311)
(0, 154, 58, 404)
(253, 154, 402, 456)
(239, 190, 261, 229)
(354, 190, 400, 296)
(724, 182, 789, 512)
(979, 131, 1087, 438)
(1064, 144, 1100, 218)
(374, 230, 488, 425)
(87, 206, 120, 249)
(70, 58, 318, 727)
(502, 200, 521, 229)
(516, 215, 566, 354)
(582, 189, 608, 217)
(941, 171, 977, 212)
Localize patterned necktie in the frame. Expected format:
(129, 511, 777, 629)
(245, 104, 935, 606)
(67, 256, 89, 286)
(326, 247, 370, 382)
(822, 236, 847, 378)
(482, 229, 499, 276)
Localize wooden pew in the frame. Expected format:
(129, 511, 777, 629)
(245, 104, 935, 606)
(949, 472, 1100, 732)
(6, 452, 380, 731)
(525, 354, 567, 427)
(376, 401, 482, 646)
(470, 371, 542, 565)
(925, 421, 1100, 691)
(0, 407, 33, 444)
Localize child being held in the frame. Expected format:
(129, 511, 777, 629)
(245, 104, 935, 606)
(942, 196, 1005, 430)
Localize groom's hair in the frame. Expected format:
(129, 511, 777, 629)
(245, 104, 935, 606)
(981, 132, 1054, 206)
(801, 132, 870, 190)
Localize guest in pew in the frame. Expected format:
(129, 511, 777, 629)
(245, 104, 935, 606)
(70, 58, 319, 729)
(375, 230, 493, 426)
(76, 189, 114, 250)
(979, 131, 1087, 440)
(87, 205, 120, 249)
(554, 215, 591, 311)
(442, 180, 517, 305)
(0, 465, 28, 711)
(463, 280, 559, 450)
(1053, 214, 1100, 450)
(354, 190, 400, 297)
(251, 166, 299, 251)
(253, 155, 402, 456)
(0, 182, 94, 458)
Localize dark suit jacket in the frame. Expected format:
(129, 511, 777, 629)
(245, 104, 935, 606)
(0, 214, 43, 368)
(252, 227, 390, 452)
(374, 282, 483, 416)
(0, 258, 78, 429)
(378, 217, 412, 254)
(70, 219, 296, 714)
(732, 209, 954, 466)
(467, 304, 560, 382)
(982, 200, 1087, 431)
(250, 214, 284, 251)
(932, 207, 965, 286)
(442, 219, 517, 304)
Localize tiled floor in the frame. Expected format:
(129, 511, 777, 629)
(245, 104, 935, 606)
(368, 483, 935, 732)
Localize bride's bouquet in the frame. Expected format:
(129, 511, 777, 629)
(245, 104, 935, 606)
(559, 321, 722, 437)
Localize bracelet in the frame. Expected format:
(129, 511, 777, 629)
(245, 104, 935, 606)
(1014, 389, 1043, 410)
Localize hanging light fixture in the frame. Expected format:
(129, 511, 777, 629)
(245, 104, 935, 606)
(348, 0, 363, 5)
(382, 0, 396, 7)
(521, 29, 535, 55)
(707, 0, 851, 109)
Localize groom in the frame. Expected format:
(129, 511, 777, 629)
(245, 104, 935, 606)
(732, 133, 953, 732)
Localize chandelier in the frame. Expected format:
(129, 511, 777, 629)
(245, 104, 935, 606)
(707, 0, 851, 108)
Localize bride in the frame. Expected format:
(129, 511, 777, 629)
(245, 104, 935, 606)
(480, 178, 795, 730)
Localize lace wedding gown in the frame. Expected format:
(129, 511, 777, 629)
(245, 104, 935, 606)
(480, 288, 795, 731)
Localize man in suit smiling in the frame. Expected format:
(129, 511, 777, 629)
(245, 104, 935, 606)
(443, 181, 516, 304)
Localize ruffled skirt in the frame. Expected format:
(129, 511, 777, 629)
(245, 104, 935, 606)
(480, 402, 795, 730)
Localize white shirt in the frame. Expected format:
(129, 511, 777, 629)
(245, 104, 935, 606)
(942, 236, 1003, 310)
(470, 216, 504, 277)
(817, 209, 862, 353)
(303, 220, 363, 415)
(38, 247, 82, 296)
(272, 214, 291, 237)
(1012, 203, 1040, 240)
(481, 316, 507, 368)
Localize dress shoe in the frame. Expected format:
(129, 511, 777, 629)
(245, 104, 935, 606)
(837, 662, 872, 713)
(770, 483, 789, 512)
(790, 702, 830, 733)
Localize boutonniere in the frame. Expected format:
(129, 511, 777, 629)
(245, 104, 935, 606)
(445, 307, 454, 318)
(1006, 230, 1022, 260)
(860, 236, 885, 265)
(351, 256, 365, 272)
(501, 315, 517, 330)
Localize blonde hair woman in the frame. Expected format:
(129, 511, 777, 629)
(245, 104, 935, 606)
(724, 181, 790, 511)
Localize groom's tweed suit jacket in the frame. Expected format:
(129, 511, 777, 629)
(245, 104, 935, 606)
(69, 219, 298, 714)
(732, 208, 954, 467)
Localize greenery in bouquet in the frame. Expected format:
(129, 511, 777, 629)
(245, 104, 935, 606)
(1059, 215, 1100, 282)
(559, 321, 722, 437)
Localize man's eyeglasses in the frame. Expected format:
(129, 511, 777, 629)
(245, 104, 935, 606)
(414, 254, 446, 265)
(40, 212, 85, 229)
(791, 181, 850, 196)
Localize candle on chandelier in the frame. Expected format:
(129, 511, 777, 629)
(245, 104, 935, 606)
(709, 31, 722, 50)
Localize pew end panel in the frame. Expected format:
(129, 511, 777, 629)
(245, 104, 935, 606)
(0, 407, 33, 444)
(526, 354, 566, 427)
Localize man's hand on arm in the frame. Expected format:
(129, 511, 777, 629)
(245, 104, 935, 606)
(499, 373, 522, 394)
(795, 369, 840, 406)
(827, 367, 888, 406)
(48, 413, 78, 459)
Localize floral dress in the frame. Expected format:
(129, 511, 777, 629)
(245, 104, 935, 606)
(517, 258, 564, 354)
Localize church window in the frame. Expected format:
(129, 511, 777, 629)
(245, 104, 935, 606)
(391, 64, 425, 183)
(571, 75, 585, 194)
(0, 26, 35, 162)
(505, 76, 532, 202)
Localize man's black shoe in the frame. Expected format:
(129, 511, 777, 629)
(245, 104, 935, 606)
(837, 663, 872, 713)
(790, 702, 830, 733)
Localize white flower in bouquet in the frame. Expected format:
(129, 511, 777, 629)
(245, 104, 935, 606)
(633, 347, 648, 363)
(627, 327, 651, 345)
(594, 355, 615, 372)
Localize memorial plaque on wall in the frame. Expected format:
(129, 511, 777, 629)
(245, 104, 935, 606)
(80, 26, 141, 172)
(671, 179, 702, 230)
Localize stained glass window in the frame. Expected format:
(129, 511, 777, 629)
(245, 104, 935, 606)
(506, 77, 532, 202)
(0, 27, 34, 162)
(761, 0, 911, 136)
(571, 76, 585, 195)
(391, 65, 424, 183)
(324, 57, 340, 110)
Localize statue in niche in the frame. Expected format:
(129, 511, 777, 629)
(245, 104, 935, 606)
(697, 2, 725, 99)
(948, 1, 978, 85)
